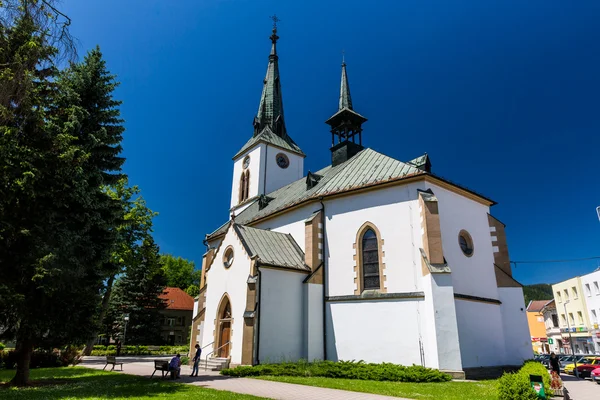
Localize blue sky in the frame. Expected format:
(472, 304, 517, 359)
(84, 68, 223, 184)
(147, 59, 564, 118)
(62, 0, 600, 285)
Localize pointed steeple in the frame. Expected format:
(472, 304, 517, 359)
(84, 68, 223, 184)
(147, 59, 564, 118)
(326, 59, 367, 166)
(339, 60, 353, 110)
(254, 18, 286, 137)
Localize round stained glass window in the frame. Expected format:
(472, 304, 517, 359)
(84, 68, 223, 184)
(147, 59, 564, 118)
(276, 153, 289, 169)
(223, 247, 234, 268)
(458, 230, 474, 257)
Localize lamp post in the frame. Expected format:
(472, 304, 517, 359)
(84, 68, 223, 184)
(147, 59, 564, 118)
(123, 314, 130, 346)
(563, 301, 578, 378)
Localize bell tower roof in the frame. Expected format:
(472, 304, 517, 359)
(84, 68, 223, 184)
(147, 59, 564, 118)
(326, 59, 367, 166)
(235, 17, 304, 160)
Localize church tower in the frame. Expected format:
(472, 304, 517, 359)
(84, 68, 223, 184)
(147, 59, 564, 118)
(230, 19, 305, 212)
(326, 60, 367, 166)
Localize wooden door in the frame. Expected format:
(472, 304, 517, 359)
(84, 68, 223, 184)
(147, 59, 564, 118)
(219, 322, 231, 358)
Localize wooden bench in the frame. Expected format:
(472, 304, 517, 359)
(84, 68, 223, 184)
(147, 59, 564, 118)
(151, 360, 171, 378)
(103, 356, 123, 371)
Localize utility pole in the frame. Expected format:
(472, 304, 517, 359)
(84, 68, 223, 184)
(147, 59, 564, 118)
(563, 301, 579, 378)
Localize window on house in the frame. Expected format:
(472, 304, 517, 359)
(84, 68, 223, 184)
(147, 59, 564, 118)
(564, 290, 569, 301)
(592, 310, 598, 324)
(551, 314, 559, 328)
(572, 286, 578, 299)
(577, 311, 583, 325)
(586, 283, 592, 296)
(361, 228, 380, 290)
(569, 313, 574, 325)
(594, 282, 600, 295)
(561, 314, 567, 326)
(557, 292, 562, 303)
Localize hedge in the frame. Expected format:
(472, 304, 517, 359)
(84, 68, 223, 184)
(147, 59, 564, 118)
(90, 345, 189, 356)
(221, 360, 452, 383)
(497, 361, 552, 400)
(0, 346, 80, 370)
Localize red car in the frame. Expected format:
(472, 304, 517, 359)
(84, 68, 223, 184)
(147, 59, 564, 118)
(571, 357, 600, 378)
(592, 367, 600, 384)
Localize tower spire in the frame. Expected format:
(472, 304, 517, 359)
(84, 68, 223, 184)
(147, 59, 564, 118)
(254, 15, 286, 137)
(339, 56, 353, 110)
(326, 59, 367, 166)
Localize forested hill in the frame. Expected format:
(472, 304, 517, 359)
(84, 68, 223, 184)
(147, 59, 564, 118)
(523, 284, 554, 306)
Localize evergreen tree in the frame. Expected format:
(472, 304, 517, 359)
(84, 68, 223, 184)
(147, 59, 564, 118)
(106, 238, 167, 345)
(0, 4, 126, 385)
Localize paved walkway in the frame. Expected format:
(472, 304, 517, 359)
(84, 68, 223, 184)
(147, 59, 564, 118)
(81, 357, 406, 400)
(561, 374, 600, 400)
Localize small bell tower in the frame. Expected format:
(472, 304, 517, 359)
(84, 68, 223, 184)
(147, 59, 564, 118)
(326, 59, 367, 166)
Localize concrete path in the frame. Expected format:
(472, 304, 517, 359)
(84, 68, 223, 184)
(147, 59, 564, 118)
(561, 374, 600, 400)
(81, 357, 407, 400)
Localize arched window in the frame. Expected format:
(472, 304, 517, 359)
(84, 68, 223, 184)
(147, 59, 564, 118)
(239, 170, 250, 203)
(361, 229, 380, 290)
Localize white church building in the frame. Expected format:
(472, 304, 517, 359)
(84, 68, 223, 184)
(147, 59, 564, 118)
(190, 24, 532, 377)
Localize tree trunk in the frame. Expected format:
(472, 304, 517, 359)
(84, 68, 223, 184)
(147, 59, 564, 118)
(10, 337, 34, 386)
(83, 274, 115, 355)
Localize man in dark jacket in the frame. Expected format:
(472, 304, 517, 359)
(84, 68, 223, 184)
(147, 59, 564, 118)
(190, 344, 201, 377)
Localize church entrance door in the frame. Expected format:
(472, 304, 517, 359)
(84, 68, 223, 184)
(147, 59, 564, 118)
(219, 322, 231, 358)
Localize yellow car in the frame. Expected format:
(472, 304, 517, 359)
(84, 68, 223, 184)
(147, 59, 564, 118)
(565, 357, 600, 375)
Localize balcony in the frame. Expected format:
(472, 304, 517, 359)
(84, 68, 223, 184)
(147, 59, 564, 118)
(546, 326, 561, 336)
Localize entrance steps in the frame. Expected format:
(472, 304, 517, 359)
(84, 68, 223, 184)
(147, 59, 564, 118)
(204, 357, 229, 371)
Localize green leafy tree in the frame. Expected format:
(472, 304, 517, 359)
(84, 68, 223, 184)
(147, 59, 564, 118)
(106, 238, 167, 345)
(83, 179, 157, 354)
(161, 254, 200, 293)
(0, 8, 124, 385)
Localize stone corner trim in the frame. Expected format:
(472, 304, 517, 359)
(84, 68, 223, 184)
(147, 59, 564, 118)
(326, 291, 425, 302)
(418, 189, 444, 277)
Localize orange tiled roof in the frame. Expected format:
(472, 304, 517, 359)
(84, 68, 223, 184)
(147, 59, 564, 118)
(159, 287, 195, 310)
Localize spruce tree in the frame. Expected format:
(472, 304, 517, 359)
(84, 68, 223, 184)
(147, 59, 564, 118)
(107, 238, 167, 345)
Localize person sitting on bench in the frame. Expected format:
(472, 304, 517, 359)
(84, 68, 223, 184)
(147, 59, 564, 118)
(168, 354, 181, 379)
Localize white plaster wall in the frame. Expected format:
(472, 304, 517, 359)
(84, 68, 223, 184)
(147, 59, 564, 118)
(201, 226, 252, 364)
(324, 182, 425, 297)
(231, 145, 264, 209)
(304, 283, 324, 361)
(427, 183, 499, 301)
(264, 146, 304, 195)
(498, 287, 533, 364)
(423, 273, 463, 371)
(455, 299, 507, 367)
(326, 299, 425, 365)
(259, 268, 307, 363)
(255, 203, 323, 252)
(581, 270, 600, 352)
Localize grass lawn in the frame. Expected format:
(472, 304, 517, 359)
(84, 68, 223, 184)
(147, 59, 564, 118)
(0, 367, 266, 399)
(254, 376, 498, 400)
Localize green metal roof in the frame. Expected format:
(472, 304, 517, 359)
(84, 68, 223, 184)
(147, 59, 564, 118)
(209, 148, 425, 239)
(233, 126, 305, 160)
(233, 224, 309, 271)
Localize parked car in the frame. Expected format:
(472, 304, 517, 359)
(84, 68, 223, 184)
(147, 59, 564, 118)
(564, 357, 600, 377)
(591, 367, 600, 384)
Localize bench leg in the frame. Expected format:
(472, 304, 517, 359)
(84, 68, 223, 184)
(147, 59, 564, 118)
(120, 364, 123, 371)
(110, 364, 115, 371)
(151, 370, 156, 378)
(103, 364, 108, 371)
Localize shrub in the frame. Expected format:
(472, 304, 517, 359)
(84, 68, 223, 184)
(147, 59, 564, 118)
(497, 360, 552, 400)
(59, 346, 82, 366)
(0, 343, 5, 351)
(221, 360, 452, 383)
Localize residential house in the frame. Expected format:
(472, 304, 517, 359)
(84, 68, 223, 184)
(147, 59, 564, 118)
(526, 300, 552, 354)
(580, 269, 600, 353)
(159, 287, 194, 345)
(552, 277, 593, 354)
(541, 300, 562, 354)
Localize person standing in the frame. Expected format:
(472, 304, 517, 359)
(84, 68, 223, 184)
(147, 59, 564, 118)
(190, 344, 201, 377)
(549, 352, 562, 390)
(116, 340, 121, 357)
